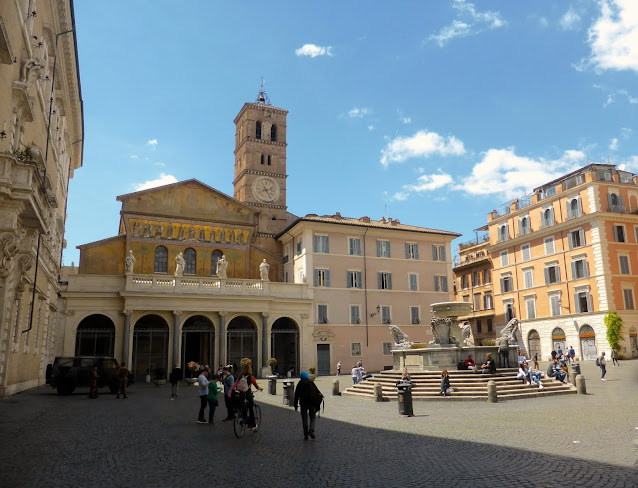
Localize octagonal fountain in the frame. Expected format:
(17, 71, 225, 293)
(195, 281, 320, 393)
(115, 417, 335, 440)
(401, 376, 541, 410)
(392, 302, 518, 371)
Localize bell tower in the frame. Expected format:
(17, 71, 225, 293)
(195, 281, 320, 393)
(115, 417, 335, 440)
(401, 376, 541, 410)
(233, 88, 289, 235)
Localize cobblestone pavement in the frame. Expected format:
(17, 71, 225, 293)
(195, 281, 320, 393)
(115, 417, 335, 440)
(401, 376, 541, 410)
(1, 361, 636, 487)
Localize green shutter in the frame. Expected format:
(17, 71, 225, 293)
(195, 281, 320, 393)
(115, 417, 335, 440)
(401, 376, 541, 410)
(432, 245, 438, 261)
(356, 271, 362, 288)
(347, 271, 352, 288)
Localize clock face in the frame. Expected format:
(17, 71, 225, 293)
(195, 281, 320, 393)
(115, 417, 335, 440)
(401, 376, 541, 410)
(252, 177, 280, 203)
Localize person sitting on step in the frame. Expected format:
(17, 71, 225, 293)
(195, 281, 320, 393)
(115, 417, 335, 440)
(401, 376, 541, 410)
(440, 370, 451, 396)
(480, 353, 496, 374)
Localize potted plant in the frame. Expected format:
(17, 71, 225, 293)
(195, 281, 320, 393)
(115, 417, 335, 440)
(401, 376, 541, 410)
(308, 366, 317, 381)
(153, 367, 166, 386)
(267, 357, 278, 375)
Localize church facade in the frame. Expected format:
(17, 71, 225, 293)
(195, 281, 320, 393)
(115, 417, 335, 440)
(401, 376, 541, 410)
(58, 95, 459, 379)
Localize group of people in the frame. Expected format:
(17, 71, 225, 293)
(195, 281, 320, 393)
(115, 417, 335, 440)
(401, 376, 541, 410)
(351, 360, 366, 384)
(88, 362, 129, 399)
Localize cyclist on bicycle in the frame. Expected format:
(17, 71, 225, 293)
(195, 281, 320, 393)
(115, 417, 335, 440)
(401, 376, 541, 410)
(228, 358, 263, 432)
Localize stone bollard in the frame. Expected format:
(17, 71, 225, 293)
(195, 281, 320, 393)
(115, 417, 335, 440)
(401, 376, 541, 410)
(487, 380, 497, 403)
(374, 383, 383, 402)
(576, 374, 587, 394)
(332, 379, 340, 396)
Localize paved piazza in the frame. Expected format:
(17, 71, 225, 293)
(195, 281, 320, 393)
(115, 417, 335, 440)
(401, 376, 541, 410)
(1, 361, 636, 487)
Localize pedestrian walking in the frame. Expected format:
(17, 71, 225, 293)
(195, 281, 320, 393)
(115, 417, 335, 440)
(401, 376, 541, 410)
(197, 366, 210, 424)
(221, 366, 235, 421)
(611, 348, 620, 366)
(89, 365, 99, 399)
(597, 352, 607, 381)
(207, 374, 221, 424)
(336, 361, 341, 376)
(533, 352, 539, 370)
(294, 371, 322, 440)
(569, 346, 576, 362)
(170, 364, 183, 398)
(351, 365, 360, 385)
(116, 362, 129, 399)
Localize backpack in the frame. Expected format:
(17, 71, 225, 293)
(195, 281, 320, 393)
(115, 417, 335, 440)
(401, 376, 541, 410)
(595, 357, 600, 366)
(236, 375, 249, 392)
(309, 383, 324, 414)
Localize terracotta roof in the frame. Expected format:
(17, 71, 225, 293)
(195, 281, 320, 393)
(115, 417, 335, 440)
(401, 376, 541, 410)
(276, 214, 460, 238)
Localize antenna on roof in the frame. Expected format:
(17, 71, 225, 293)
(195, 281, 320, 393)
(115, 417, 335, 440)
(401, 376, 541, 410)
(606, 155, 612, 164)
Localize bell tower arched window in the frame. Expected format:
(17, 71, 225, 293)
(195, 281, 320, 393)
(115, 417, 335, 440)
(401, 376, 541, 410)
(184, 248, 196, 275)
(270, 124, 277, 142)
(256, 121, 262, 140)
(154, 246, 168, 273)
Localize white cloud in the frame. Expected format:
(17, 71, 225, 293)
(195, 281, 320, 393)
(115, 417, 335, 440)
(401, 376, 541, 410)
(392, 191, 409, 201)
(367, 125, 375, 131)
(347, 107, 370, 118)
(585, 0, 638, 72)
(380, 130, 466, 167)
(560, 7, 581, 31)
(621, 128, 632, 139)
(622, 155, 638, 171)
(456, 148, 585, 198)
(295, 44, 333, 58)
(401, 117, 412, 124)
(134, 173, 178, 191)
(429, 0, 505, 47)
(610, 137, 619, 150)
(538, 16, 549, 28)
(147, 139, 158, 146)
(129, 154, 139, 159)
(593, 83, 638, 106)
(154, 161, 166, 167)
(391, 171, 454, 201)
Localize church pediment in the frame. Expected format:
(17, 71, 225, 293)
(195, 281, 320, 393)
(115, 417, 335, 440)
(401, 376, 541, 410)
(117, 179, 259, 223)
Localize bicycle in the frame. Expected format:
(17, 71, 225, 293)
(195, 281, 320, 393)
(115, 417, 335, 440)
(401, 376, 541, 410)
(232, 390, 261, 438)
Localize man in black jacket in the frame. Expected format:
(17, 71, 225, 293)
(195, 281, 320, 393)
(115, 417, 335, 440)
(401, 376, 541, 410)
(294, 371, 321, 440)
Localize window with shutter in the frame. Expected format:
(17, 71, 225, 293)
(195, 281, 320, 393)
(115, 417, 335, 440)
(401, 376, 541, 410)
(550, 295, 561, 316)
(439, 246, 446, 261)
(409, 273, 418, 291)
(526, 299, 536, 319)
(382, 306, 391, 324)
(500, 251, 509, 267)
(524, 269, 534, 289)
(434, 276, 440, 292)
(432, 245, 438, 261)
(318, 304, 328, 323)
(522, 244, 531, 261)
(619, 255, 630, 274)
(544, 237, 555, 255)
(349, 238, 361, 256)
(623, 289, 635, 310)
(441, 276, 448, 292)
(410, 307, 420, 324)
(350, 305, 360, 324)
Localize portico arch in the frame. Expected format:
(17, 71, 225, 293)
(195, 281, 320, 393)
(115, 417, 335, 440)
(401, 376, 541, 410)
(527, 329, 541, 362)
(227, 316, 257, 370)
(270, 317, 299, 376)
(74, 314, 115, 357)
(551, 327, 566, 356)
(182, 315, 215, 372)
(132, 314, 169, 380)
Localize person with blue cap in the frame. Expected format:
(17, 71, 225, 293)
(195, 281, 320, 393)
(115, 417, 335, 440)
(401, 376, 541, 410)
(294, 371, 322, 440)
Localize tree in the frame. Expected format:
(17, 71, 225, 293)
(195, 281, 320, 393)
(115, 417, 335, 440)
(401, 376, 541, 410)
(604, 312, 624, 350)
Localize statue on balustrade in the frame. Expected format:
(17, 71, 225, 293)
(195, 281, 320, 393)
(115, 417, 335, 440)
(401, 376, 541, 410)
(124, 250, 136, 275)
(175, 252, 185, 277)
(216, 255, 228, 278)
(259, 259, 270, 281)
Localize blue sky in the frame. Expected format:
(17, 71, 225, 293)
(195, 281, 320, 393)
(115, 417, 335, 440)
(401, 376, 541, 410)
(65, 0, 638, 265)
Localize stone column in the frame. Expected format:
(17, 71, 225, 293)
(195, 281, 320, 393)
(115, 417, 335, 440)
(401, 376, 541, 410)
(122, 310, 132, 365)
(261, 312, 270, 371)
(172, 311, 181, 368)
(218, 311, 226, 367)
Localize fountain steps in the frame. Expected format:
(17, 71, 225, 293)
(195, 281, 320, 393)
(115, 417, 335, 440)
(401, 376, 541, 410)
(341, 369, 577, 401)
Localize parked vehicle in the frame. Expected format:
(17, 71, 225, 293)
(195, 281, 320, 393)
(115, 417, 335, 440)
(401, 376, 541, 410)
(45, 356, 133, 395)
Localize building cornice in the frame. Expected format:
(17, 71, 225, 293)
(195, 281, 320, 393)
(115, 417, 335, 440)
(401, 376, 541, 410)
(232, 169, 288, 185)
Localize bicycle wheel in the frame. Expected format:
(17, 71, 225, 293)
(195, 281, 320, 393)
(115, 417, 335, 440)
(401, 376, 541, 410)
(253, 404, 261, 432)
(233, 412, 246, 438)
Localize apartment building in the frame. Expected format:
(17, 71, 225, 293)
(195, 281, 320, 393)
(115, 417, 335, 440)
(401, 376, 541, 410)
(453, 232, 496, 344)
(488, 164, 638, 361)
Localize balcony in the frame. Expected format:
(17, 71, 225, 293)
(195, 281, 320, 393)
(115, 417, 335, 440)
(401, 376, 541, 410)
(608, 206, 627, 214)
(539, 219, 555, 229)
(516, 227, 531, 237)
(458, 234, 489, 251)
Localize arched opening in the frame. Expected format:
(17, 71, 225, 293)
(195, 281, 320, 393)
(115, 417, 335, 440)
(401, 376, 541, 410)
(520, 217, 529, 234)
(551, 327, 566, 356)
(527, 329, 541, 361)
(270, 317, 299, 376)
(182, 315, 215, 374)
(255, 121, 262, 139)
(499, 225, 507, 241)
(270, 124, 277, 142)
(579, 324, 597, 360)
(154, 246, 168, 273)
(543, 208, 552, 225)
(184, 248, 196, 275)
(211, 250, 223, 276)
(132, 315, 169, 380)
(227, 316, 257, 370)
(629, 327, 637, 358)
(74, 314, 115, 357)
